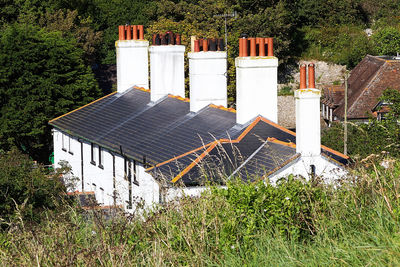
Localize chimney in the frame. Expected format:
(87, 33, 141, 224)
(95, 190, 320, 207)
(149, 32, 185, 102)
(295, 63, 321, 157)
(236, 37, 278, 124)
(116, 25, 149, 93)
(188, 38, 227, 112)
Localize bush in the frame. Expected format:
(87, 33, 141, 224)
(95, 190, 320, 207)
(302, 25, 372, 68)
(0, 23, 102, 163)
(373, 26, 400, 56)
(2, 159, 400, 265)
(322, 89, 400, 159)
(0, 149, 67, 225)
(212, 177, 328, 244)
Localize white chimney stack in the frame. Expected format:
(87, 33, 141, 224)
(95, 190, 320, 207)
(116, 25, 149, 93)
(236, 37, 278, 124)
(149, 32, 185, 102)
(188, 38, 227, 112)
(295, 63, 321, 157)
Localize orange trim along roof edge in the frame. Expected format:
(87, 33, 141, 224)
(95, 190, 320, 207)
(49, 91, 118, 123)
(151, 115, 349, 184)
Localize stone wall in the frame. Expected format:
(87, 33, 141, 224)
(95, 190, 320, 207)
(278, 95, 296, 129)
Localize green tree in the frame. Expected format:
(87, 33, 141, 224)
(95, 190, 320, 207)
(38, 9, 103, 65)
(322, 89, 400, 158)
(0, 23, 102, 162)
(0, 149, 67, 225)
(56, 0, 157, 64)
(302, 25, 372, 68)
(373, 26, 400, 56)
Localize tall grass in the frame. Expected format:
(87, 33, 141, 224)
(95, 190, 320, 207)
(1, 158, 399, 266)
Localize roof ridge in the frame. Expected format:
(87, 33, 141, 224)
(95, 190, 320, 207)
(264, 153, 301, 178)
(267, 137, 296, 148)
(320, 145, 349, 159)
(151, 115, 349, 183)
(133, 86, 150, 92)
(259, 116, 296, 136)
(346, 62, 384, 117)
(147, 119, 262, 175)
(209, 104, 236, 113)
(167, 94, 190, 102)
(321, 152, 346, 167)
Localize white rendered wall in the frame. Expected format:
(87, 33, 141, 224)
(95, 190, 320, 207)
(53, 129, 83, 192)
(188, 51, 227, 112)
(150, 45, 185, 102)
(165, 186, 208, 202)
(53, 129, 160, 212)
(116, 40, 149, 93)
(236, 56, 278, 124)
(269, 155, 347, 184)
(295, 88, 321, 157)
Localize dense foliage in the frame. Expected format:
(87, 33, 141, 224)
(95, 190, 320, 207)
(1, 0, 400, 161)
(0, 23, 102, 162)
(0, 149, 67, 225)
(0, 159, 399, 265)
(322, 89, 400, 158)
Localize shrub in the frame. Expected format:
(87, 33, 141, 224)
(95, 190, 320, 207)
(0, 149, 67, 226)
(212, 177, 329, 244)
(302, 25, 372, 68)
(278, 86, 294, 96)
(373, 26, 400, 56)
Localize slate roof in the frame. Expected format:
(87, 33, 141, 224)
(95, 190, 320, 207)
(150, 117, 349, 186)
(322, 85, 345, 108)
(322, 55, 400, 120)
(50, 86, 349, 186)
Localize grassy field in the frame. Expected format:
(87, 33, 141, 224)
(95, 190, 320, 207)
(1, 158, 400, 266)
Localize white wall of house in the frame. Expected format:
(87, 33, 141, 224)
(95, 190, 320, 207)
(54, 129, 347, 211)
(269, 155, 347, 184)
(53, 129, 160, 213)
(165, 186, 209, 202)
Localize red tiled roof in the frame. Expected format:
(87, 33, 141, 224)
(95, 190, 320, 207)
(326, 55, 400, 120)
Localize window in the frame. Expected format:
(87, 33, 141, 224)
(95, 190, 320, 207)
(310, 164, 316, 177)
(62, 134, 67, 152)
(68, 137, 73, 155)
(125, 158, 133, 209)
(100, 187, 104, 204)
(98, 146, 104, 169)
(112, 154, 116, 206)
(90, 143, 96, 165)
(133, 160, 139, 186)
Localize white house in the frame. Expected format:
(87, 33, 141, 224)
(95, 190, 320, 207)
(50, 26, 349, 212)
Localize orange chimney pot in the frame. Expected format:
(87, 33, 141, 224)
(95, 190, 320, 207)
(249, 38, 256, 57)
(308, 63, 315, 88)
(138, 25, 144, 40)
(203, 39, 208, 52)
(243, 38, 248, 57)
(119, 25, 125, 40)
(300, 64, 307, 89)
(175, 34, 181, 45)
(132, 25, 138, 40)
(194, 39, 200, 52)
(239, 38, 244, 57)
(126, 25, 132, 40)
(267, 38, 273, 57)
(258, 38, 265, 56)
